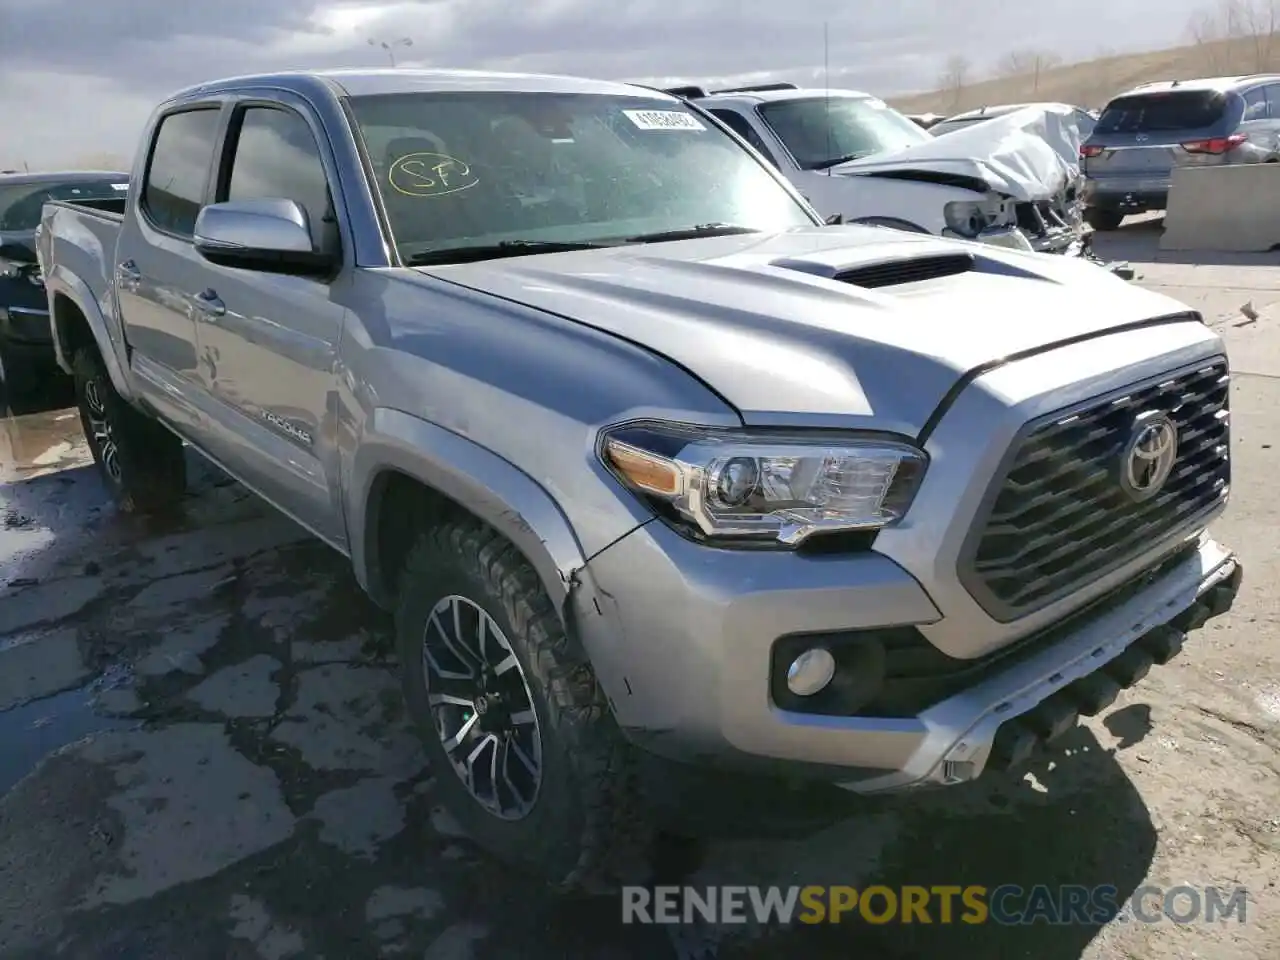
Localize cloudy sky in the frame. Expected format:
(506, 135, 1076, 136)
(1, 0, 1210, 170)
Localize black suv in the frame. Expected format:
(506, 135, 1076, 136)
(1, 171, 128, 401)
(1080, 75, 1280, 230)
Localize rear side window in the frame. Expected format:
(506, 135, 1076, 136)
(1094, 91, 1232, 134)
(144, 109, 222, 236)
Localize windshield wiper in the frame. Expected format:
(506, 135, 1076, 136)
(405, 240, 610, 265)
(622, 223, 761, 244)
(810, 152, 874, 170)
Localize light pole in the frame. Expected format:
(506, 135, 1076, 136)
(368, 37, 412, 67)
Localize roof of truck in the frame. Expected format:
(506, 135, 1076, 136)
(171, 68, 672, 102)
(692, 87, 876, 105)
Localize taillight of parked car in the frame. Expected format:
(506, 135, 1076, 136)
(1180, 133, 1248, 154)
(1080, 144, 1105, 158)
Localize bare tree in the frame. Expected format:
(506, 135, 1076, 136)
(995, 49, 1063, 92)
(1187, 0, 1280, 71)
(937, 54, 972, 112)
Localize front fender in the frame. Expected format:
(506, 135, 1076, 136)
(349, 407, 597, 614)
(44, 267, 134, 400)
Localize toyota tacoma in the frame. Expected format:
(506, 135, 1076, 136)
(38, 68, 1241, 892)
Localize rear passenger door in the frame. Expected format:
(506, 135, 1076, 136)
(193, 95, 351, 548)
(116, 105, 224, 437)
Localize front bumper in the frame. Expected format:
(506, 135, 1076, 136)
(945, 222, 1084, 257)
(581, 521, 1238, 791)
(1083, 176, 1171, 213)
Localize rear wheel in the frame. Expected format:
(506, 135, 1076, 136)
(395, 516, 651, 893)
(72, 345, 186, 513)
(1084, 207, 1124, 231)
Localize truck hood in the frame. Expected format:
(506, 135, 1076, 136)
(418, 225, 1195, 436)
(830, 106, 1082, 203)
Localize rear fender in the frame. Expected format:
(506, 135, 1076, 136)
(45, 267, 135, 401)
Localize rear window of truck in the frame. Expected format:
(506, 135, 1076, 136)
(1094, 90, 1232, 133)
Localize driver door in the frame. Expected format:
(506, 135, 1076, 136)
(192, 96, 350, 547)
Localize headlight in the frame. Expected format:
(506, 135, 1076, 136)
(943, 194, 1014, 238)
(599, 421, 927, 547)
(0, 258, 21, 280)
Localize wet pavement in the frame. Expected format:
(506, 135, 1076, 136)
(2, 247, 1278, 960)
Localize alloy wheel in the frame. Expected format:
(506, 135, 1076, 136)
(83, 377, 121, 482)
(421, 594, 543, 820)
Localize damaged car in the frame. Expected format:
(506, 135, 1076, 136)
(673, 84, 1086, 255)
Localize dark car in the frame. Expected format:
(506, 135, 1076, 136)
(1079, 74, 1280, 230)
(0, 171, 129, 400)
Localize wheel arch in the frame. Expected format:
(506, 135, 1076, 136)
(351, 408, 592, 620)
(45, 269, 134, 400)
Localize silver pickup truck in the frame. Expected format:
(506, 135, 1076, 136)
(38, 68, 1241, 892)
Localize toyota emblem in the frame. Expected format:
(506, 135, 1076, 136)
(1119, 413, 1179, 502)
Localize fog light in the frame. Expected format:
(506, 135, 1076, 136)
(786, 647, 836, 696)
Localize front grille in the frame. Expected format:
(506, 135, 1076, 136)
(959, 359, 1230, 621)
(837, 253, 973, 289)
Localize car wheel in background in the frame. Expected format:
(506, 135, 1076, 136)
(1084, 208, 1125, 231)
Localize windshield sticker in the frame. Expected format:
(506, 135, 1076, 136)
(388, 152, 479, 198)
(622, 110, 706, 132)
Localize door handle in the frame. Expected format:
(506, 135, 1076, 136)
(192, 289, 226, 320)
(116, 260, 141, 289)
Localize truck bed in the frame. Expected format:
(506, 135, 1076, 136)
(37, 199, 126, 371)
(46, 195, 126, 222)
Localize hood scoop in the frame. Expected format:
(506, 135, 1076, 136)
(832, 252, 976, 289)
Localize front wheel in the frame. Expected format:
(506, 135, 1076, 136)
(72, 345, 186, 513)
(395, 517, 651, 893)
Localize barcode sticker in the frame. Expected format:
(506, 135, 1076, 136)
(623, 110, 706, 132)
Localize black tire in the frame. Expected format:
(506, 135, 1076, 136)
(395, 517, 651, 894)
(1084, 208, 1124, 231)
(71, 345, 186, 513)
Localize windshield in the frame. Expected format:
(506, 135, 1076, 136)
(346, 91, 815, 261)
(928, 116, 989, 137)
(756, 96, 932, 169)
(0, 178, 128, 232)
(1094, 91, 1233, 134)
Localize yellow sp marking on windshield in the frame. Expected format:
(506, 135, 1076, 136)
(387, 152, 480, 197)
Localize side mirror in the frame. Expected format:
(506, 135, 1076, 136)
(825, 213, 845, 225)
(193, 198, 337, 278)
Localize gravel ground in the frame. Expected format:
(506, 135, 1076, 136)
(1, 221, 1277, 959)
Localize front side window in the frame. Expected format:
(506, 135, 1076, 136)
(144, 108, 222, 236)
(222, 106, 332, 247)
(757, 96, 933, 169)
(347, 91, 814, 263)
(0, 178, 128, 232)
